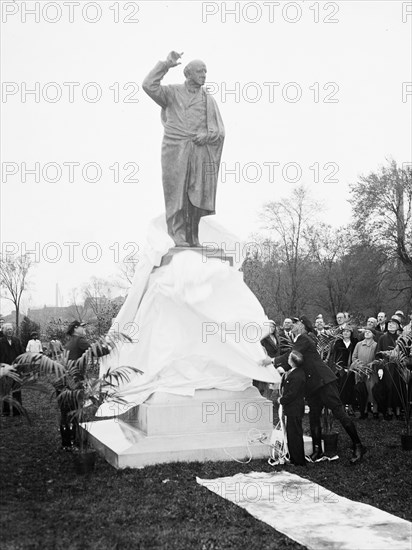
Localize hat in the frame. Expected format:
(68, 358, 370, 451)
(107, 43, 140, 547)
(395, 310, 404, 318)
(67, 321, 86, 335)
(30, 331, 38, 338)
(342, 325, 354, 333)
(298, 315, 314, 333)
(389, 317, 401, 328)
(390, 314, 402, 324)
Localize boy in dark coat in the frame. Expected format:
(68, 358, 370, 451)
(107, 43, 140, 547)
(279, 350, 306, 466)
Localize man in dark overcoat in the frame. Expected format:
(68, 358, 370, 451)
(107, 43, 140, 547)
(0, 323, 24, 415)
(266, 316, 366, 464)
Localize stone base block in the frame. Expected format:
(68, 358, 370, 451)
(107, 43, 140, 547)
(84, 387, 274, 469)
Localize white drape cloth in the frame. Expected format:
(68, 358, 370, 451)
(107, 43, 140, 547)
(98, 216, 279, 416)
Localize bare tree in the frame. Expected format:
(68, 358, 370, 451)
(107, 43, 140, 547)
(82, 277, 120, 336)
(242, 238, 285, 319)
(260, 186, 321, 314)
(67, 288, 90, 323)
(307, 223, 354, 316)
(0, 254, 32, 333)
(116, 260, 138, 289)
(350, 160, 412, 283)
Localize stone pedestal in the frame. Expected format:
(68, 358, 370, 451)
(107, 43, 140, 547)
(84, 387, 274, 469)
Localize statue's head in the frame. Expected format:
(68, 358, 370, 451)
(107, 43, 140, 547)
(184, 60, 207, 87)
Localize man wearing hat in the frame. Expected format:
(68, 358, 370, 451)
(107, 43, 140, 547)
(265, 315, 366, 464)
(65, 321, 91, 361)
(390, 313, 403, 337)
(59, 321, 111, 449)
(394, 310, 405, 322)
(358, 318, 380, 343)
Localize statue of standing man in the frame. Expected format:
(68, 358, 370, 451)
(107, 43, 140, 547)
(143, 51, 225, 247)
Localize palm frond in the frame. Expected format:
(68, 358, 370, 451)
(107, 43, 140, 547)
(316, 332, 342, 362)
(12, 353, 66, 379)
(0, 394, 31, 422)
(103, 365, 142, 387)
(0, 365, 20, 383)
(330, 359, 345, 372)
(328, 325, 343, 337)
(71, 332, 132, 373)
(349, 359, 374, 377)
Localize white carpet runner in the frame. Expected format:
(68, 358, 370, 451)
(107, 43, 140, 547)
(197, 471, 412, 550)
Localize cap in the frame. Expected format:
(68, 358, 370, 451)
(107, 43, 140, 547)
(300, 315, 314, 333)
(292, 315, 314, 333)
(67, 320, 87, 335)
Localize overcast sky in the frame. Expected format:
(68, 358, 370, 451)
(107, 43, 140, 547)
(1, 0, 411, 315)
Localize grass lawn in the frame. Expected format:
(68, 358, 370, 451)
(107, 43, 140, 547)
(1, 387, 411, 550)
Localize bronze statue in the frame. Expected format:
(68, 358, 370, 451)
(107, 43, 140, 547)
(143, 51, 225, 247)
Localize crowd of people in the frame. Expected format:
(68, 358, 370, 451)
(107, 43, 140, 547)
(2, 309, 411, 463)
(259, 310, 412, 465)
(0, 321, 87, 416)
(0, 320, 110, 450)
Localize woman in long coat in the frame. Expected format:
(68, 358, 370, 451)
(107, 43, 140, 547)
(376, 318, 402, 420)
(351, 329, 378, 419)
(332, 327, 357, 414)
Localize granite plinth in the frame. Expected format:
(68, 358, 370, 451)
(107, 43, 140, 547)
(84, 387, 274, 469)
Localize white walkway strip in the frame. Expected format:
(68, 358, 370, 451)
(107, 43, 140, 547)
(197, 471, 412, 550)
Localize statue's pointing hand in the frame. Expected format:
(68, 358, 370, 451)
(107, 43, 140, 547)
(166, 51, 183, 68)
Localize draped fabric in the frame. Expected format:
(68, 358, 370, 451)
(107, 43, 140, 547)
(98, 217, 280, 416)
